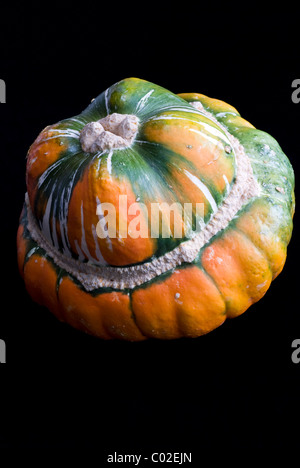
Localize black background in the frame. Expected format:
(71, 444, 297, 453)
(0, 1, 299, 458)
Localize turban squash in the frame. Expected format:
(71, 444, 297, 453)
(17, 78, 295, 340)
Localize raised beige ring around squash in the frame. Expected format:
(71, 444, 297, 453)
(25, 103, 259, 291)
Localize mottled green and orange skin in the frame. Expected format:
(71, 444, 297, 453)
(17, 79, 295, 340)
(25, 78, 237, 267)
